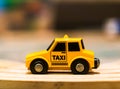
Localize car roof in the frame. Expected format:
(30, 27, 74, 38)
(55, 35, 82, 42)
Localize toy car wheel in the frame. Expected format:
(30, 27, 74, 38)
(30, 60, 48, 74)
(71, 60, 89, 74)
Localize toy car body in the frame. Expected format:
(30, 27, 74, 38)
(26, 35, 100, 74)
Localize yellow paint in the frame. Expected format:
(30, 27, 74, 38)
(26, 35, 95, 71)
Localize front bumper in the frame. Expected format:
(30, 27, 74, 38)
(93, 58, 100, 69)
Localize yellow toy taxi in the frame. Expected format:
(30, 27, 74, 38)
(26, 35, 100, 74)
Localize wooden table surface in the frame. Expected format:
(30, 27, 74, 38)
(0, 59, 120, 89)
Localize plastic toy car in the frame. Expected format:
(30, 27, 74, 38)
(26, 35, 100, 74)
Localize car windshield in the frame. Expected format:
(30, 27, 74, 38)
(47, 40, 55, 51)
(81, 39, 85, 49)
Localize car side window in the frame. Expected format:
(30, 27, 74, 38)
(68, 42, 80, 51)
(53, 42, 66, 51)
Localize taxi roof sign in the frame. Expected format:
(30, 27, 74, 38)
(64, 34, 69, 38)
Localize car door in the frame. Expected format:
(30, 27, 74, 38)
(51, 42, 67, 65)
(67, 42, 81, 62)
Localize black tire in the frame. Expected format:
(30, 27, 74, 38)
(71, 60, 89, 74)
(30, 60, 48, 74)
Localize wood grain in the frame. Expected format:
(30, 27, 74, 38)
(0, 59, 120, 89)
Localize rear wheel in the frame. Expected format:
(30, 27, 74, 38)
(30, 60, 48, 74)
(71, 60, 89, 74)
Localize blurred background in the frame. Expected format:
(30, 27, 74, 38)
(0, 0, 120, 63)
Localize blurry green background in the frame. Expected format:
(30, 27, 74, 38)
(0, 0, 120, 63)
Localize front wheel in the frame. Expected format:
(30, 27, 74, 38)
(30, 60, 48, 74)
(71, 60, 89, 74)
